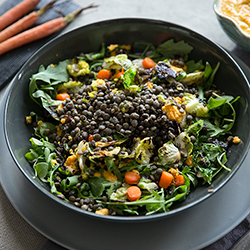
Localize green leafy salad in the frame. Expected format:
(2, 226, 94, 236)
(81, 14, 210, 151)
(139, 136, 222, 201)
(25, 39, 241, 216)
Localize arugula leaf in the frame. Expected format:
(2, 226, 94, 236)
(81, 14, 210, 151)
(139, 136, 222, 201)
(29, 60, 69, 106)
(48, 163, 60, 194)
(106, 181, 122, 198)
(123, 208, 139, 215)
(30, 137, 44, 147)
(66, 175, 80, 187)
(32, 90, 62, 106)
(196, 165, 214, 184)
(39, 122, 56, 139)
(198, 86, 205, 100)
(203, 119, 225, 137)
(79, 43, 106, 61)
(207, 95, 234, 110)
(203, 61, 212, 83)
(204, 62, 220, 90)
(119, 159, 141, 172)
(25, 136, 57, 183)
(186, 59, 204, 73)
(31, 60, 69, 84)
(86, 177, 105, 197)
(79, 182, 90, 194)
(165, 184, 189, 206)
(217, 152, 230, 172)
(32, 90, 62, 119)
(139, 164, 154, 176)
(34, 162, 49, 181)
(201, 143, 224, 162)
(156, 39, 193, 59)
(144, 189, 166, 215)
(44, 141, 56, 152)
(186, 120, 204, 136)
(208, 94, 238, 118)
(207, 93, 239, 135)
(207, 96, 228, 110)
(128, 42, 160, 59)
(44, 147, 50, 163)
(182, 166, 198, 187)
(191, 147, 229, 184)
(60, 175, 80, 192)
(26, 137, 55, 157)
(25, 149, 39, 162)
(105, 156, 116, 172)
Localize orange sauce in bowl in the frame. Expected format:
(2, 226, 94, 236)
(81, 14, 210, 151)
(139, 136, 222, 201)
(221, 0, 250, 35)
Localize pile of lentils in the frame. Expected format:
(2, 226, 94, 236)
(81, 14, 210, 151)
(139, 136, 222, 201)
(47, 65, 202, 159)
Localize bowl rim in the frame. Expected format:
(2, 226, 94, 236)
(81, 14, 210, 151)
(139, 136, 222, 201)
(213, 0, 250, 39)
(3, 17, 250, 222)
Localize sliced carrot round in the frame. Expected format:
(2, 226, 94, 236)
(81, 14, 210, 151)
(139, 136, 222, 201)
(88, 135, 94, 142)
(56, 92, 70, 101)
(97, 69, 112, 79)
(114, 71, 124, 78)
(126, 186, 142, 201)
(142, 57, 156, 69)
(124, 171, 141, 185)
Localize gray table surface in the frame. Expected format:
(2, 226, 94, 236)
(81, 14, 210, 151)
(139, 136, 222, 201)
(0, 0, 249, 249)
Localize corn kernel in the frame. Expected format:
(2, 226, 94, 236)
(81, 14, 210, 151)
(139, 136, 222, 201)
(25, 116, 32, 124)
(186, 155, 194, 166)
(233, 136, 241, 144)
(61, 118, 66, 124)
(95, 208, 109, 215)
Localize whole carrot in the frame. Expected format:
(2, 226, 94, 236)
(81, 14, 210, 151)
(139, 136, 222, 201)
(0, 0, 40, 31)
(0, 4, 98, 56)
(0, 0, 57, 43)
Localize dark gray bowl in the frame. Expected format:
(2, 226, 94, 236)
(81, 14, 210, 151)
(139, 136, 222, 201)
(4, 18, 250, 222)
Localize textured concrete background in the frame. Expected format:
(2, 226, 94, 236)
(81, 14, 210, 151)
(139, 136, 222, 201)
(63, 0, 235, 50)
